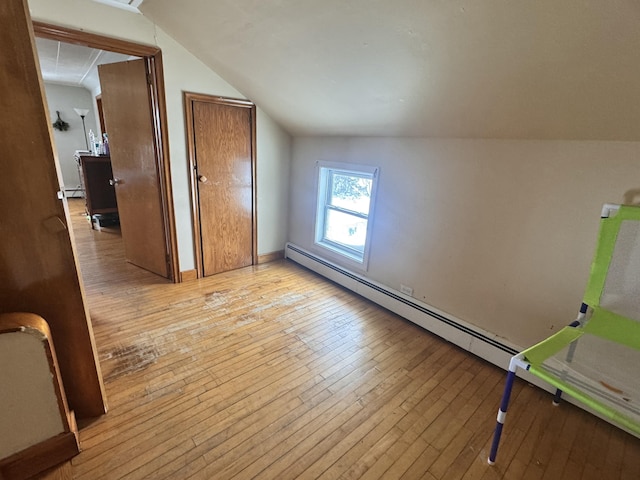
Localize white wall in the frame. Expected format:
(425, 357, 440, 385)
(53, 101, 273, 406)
(30, 0, 292, 270)
(289, 137, 640, 348)
(43, 83, 97, 194)
(257, 109, 291, 253)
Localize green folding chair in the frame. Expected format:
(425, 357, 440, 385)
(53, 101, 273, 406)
(489, 203, 640, 464)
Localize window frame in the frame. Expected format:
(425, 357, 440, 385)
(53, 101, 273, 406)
(314, 161, 379, 271)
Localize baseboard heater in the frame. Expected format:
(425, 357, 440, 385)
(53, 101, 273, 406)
(64, 187, 84, 199)
(285, 242, 626, 430)
(284, 242, 556, 394)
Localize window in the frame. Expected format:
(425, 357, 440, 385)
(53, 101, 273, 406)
(315, 162, 378, 268)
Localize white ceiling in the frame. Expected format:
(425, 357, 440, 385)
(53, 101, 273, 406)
(35, 37, 134, 93)
(138, 0, 640, 140)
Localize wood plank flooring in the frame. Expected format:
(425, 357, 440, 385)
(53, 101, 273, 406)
(48, 199, 640, 479)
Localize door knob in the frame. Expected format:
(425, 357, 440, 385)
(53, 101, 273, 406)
(109, 178, 121, 186)
(198, 175, 208, 183)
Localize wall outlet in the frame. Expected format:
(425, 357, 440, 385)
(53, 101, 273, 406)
(400, 284, 413, 296)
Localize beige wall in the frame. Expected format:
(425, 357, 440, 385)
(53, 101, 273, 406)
(257, 108, 292, 253)
(29, 0, 292, 270)
(43, 83, 98, 192)
(289, 137, 640, 348)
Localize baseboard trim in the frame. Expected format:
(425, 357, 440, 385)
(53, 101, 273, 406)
(257, 250, 284, 264)
(180, 269, 198, 282)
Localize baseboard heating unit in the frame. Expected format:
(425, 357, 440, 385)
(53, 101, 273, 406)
(284, 242, 552, 393)
(284, 242, 628, 431)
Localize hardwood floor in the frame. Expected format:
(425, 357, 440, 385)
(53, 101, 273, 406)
(48, 199, 640, 479)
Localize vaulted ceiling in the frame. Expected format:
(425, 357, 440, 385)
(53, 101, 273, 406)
(131, 2, 640, 139)
(137, 0, 640, 140)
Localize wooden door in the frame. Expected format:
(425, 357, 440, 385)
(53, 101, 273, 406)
(0, 0, 106, 418)
(98, 59, 169, 278)
(187, 96, 256, 277)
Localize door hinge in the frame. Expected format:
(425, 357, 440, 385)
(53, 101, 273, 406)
(146, 73, 153, 85)
(166, 253, 170, 265)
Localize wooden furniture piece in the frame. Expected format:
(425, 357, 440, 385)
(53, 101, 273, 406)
(80, 154, 119, 229)
(0, 313, 80, 480)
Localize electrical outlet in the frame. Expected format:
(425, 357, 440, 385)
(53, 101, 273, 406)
(400, 284, 413, 296)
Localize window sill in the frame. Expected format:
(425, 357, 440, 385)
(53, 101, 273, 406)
(314, 240, 369, 272)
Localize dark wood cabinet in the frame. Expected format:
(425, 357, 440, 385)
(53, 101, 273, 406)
(80, 155, 118, 220)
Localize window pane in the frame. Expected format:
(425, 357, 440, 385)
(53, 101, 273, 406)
(329, 173, 372, 215)
(324, 209, 368, 254)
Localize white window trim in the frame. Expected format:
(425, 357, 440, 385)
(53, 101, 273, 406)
(314, 161, 379, 272)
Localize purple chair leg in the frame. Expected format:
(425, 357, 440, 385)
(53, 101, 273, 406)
(488, 369, 517, 464)
(553, 388, 563, 406)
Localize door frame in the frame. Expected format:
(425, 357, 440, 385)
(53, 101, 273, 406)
(33, 21, 180, 282)
(183, 92, 257, 278)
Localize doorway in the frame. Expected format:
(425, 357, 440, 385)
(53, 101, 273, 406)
(33, 21, 180, 282)
(184, 93, 257, 278)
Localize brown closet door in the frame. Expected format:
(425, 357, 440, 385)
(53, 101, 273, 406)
(98, 59, 169, 278)
(0, 0, 106, 418)
(192, 100, 254, 276)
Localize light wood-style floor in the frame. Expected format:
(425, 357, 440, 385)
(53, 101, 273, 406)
(43, 199, 640, 479)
